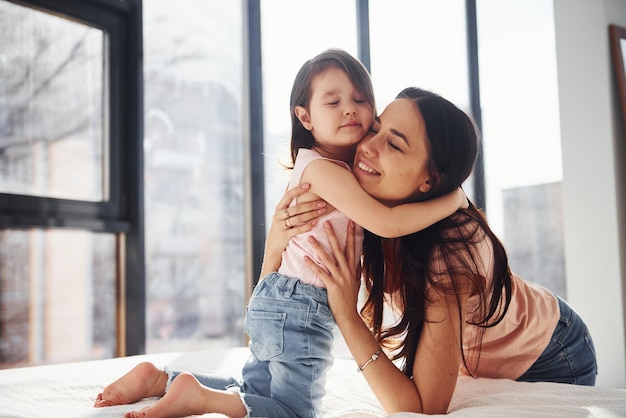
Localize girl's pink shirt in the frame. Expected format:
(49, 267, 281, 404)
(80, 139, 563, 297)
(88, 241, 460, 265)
(278, 148, 364, 288)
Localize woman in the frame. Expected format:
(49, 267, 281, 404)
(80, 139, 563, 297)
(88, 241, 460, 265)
(277, 87, 597, 415)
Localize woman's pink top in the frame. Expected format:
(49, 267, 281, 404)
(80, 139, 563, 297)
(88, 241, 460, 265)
(458, 225, 560, 380)
(277, 148, 364, 288)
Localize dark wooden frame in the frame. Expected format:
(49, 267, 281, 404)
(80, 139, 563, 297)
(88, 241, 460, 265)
(610, 24, 626, 132)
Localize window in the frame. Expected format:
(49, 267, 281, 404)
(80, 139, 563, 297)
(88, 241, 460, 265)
(1, 0, 564, 368)
(369, 0, 473, 195)
(0, 3, 105, 201)
(142, 0, 246, 352)
(476, 0, 565, 295)
(369, 0, 469, 111)
(0, 0, 143, 367)
(0, 229, 116, 367)
(260, 0, 359, 229)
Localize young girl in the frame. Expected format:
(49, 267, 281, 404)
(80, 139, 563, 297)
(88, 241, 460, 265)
(94, 50, 466, 418)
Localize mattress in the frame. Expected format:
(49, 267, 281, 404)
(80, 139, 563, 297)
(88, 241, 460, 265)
(1, 347, 625, 417)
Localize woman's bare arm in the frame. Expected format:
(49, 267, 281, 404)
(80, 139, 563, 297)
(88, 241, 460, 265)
(305, 221, 468, 414)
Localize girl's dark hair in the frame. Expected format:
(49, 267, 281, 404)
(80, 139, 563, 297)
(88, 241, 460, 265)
(288, 49, 375, 165)
(360, 87, 513, 377)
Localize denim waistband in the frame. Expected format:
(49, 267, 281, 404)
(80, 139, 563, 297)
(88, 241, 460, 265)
(261, 272, 329, 303)
(555, 294, 571, 323)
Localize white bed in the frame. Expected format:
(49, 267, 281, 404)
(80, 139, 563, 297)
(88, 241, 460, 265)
(1, 346, 625, 418)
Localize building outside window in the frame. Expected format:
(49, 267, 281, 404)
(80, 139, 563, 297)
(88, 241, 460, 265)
(142, 0, 246, 353)
(476, 0, 565, 296)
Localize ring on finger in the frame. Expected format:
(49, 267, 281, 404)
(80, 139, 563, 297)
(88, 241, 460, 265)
(284, 208, 289, 220)
(285, 217, 292, 229)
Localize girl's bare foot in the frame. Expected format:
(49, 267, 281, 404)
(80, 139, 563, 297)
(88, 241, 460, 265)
(124, 372, 247, 418)
(94, 362, 168, 408)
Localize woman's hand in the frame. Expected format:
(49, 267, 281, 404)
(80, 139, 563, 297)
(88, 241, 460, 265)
(304, 221, 361, 324)
(260, 183, 327, 278)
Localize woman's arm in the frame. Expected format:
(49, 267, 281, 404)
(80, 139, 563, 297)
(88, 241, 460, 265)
(302, 160, 466, 238)
(305, 222, 467, 414)
(259, 183, 327, 279)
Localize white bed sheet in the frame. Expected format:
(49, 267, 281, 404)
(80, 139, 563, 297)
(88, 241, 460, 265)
(1, 347, 625, 418)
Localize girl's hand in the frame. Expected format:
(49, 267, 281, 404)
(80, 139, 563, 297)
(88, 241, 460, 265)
(261, 183, 327, 278)
(304, 221, 361, 324)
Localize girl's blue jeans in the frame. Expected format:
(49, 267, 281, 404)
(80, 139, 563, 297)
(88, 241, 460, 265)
(517, 295, 597, 385)
(167, 273, 335, 418)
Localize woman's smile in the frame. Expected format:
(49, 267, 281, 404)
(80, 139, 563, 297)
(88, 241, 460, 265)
(356, 159, 379, 175)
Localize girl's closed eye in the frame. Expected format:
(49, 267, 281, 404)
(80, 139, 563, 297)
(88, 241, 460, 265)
(354, 93, 366, 103)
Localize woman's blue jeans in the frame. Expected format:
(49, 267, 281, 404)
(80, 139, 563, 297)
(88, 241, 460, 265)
(167, 273, 335, 418)
(517, 295, 597, 385)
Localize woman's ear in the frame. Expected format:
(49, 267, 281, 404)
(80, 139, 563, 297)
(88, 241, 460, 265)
(419, 173, 440, 193)
(418, 179, 432, 194)
(295, 106, 312, 130)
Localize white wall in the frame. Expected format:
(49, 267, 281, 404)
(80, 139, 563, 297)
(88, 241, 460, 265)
(554, 0, 626, 388)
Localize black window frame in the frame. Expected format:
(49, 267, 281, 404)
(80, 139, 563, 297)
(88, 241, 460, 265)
(0, 0, 145, 355)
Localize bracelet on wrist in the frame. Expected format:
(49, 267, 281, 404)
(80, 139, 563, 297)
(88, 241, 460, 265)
(357, 348, 382, 373)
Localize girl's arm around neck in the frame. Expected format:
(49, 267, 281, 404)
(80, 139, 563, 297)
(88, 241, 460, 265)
(304, 159, 465, 238)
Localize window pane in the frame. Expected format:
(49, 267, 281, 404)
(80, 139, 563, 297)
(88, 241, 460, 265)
(369, 0, 469, 105)
(0, 0, 106, 201)
(369, 0, 473, 196)
(261, 0, 358, 226)
(143, 1, 246, 352)
(476, 0, 565, 296)
(0, 229, 116, 369)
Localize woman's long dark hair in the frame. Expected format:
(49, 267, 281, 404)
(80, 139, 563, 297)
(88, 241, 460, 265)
(360, 88, 513, 377)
